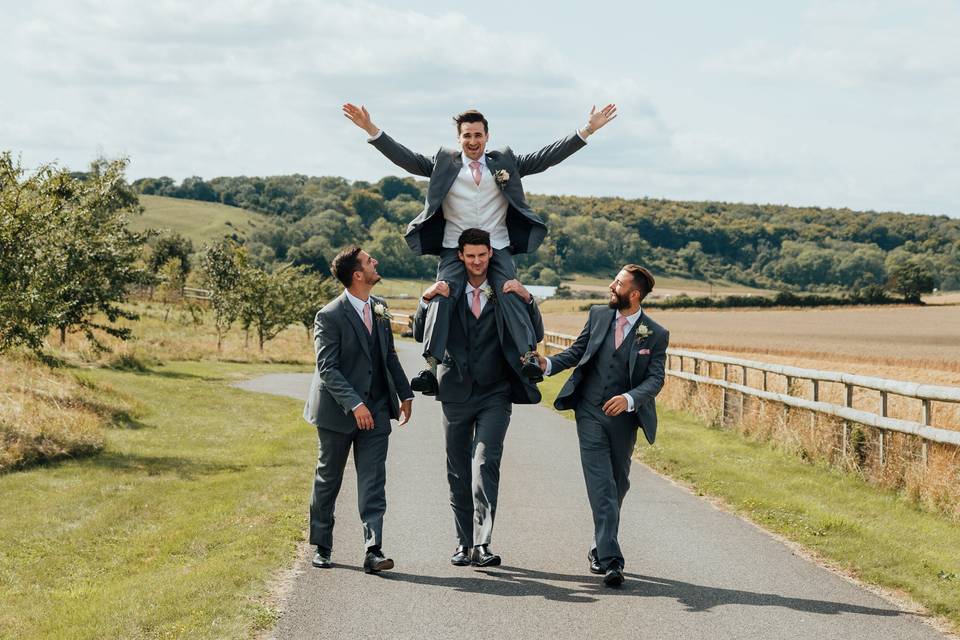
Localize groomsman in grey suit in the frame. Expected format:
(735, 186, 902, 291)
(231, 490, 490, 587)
(535, 265, 668, 587)
(302, 246, 413, 573)
(342, 102, 617, 395)
(413, 228, 544, 567)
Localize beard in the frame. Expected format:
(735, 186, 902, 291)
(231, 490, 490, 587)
(608, 291, 631, 310)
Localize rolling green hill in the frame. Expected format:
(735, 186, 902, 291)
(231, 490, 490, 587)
(131, 195, 269, 245)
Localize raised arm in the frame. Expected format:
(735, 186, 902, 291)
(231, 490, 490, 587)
(515, 104, 617, 177)
(343, 102, 434, 177)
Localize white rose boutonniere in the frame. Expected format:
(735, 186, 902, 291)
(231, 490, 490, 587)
(373, 302, 392, 321)
(494, 169, 510, 190)
(480, 283, 496, 304)
(635, 323, 652, 340)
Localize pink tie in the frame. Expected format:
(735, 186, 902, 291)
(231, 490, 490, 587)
(469, 161, 482, 186)
(614, 316, 629, 348)
(471, 288, 482, 318)
(363, 302, 373, 334)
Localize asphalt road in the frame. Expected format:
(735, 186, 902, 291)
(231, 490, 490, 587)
(235, 342, 948, 640)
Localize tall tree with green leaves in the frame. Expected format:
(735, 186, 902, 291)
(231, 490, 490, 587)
(199, 239, 245, 352)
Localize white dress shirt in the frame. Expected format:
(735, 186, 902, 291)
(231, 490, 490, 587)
(545, 306, 643, 412)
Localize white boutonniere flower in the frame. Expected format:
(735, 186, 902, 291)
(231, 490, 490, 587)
(480, 283, 496, 303)
(494, 169, 510, 189)
(635, 323, 652, 340)
(373, 302, 392, 321)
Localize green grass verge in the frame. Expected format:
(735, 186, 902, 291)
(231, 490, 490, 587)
(0, 361, 313, 639)
(538, 371, 960, 632)
(133, 195, 270, 244)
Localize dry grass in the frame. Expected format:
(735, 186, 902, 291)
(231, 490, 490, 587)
(0, 353, 138, 471)
(660, 378, 960, 519)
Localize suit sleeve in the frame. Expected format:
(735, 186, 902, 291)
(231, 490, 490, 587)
(626, 329, 669, 410)
(548, 308, 593, 374)
(412, 300, 427, 343)
(315, 310, 364, 414)
(528, 298, 545, 343)
(514, 132, 588, 177)
(384, 309, 414, 401)
(369, 131, 435, 178)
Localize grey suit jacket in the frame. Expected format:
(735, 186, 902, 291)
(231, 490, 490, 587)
(412, 291, 544, 405)
(369, 131, 587, 256)
(549, 306, 669, 445)
(302, 292, 413, 433)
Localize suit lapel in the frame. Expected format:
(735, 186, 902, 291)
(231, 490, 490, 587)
(439, 150, 462, 197)
(457, 288, 470, 337)
(629, 312, 649, 377)
(485, 153, 498, 184)
(372, 296, 388, 365)
(586, 308, 616, 359)
(339, 294, 371, 361)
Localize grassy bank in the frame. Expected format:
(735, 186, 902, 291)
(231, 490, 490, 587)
(537, 372, 960, 633)
(0, 360, 312, 639)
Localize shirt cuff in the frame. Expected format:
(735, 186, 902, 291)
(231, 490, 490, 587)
(367, 129, 384, 142)
(576, 128, 589, 143)
(544, 358, 553, 376)
(621, 393, 635, 412)
(351, 401, 364, 411)
(419, 298, 429, 309)
(400, 396, 414, 403)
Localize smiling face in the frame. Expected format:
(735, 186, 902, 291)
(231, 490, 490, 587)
(458, 243, 491, 281)
(608, 269, 639, 311)
(356, 250, 381, 286)
(458, 121, 489, 161)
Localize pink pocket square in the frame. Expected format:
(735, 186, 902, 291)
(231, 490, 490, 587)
(637, 348, 651, 355)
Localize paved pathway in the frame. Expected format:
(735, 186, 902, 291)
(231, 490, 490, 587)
(235, 343, 949, 640)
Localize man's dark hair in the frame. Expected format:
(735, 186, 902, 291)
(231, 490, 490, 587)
(624, 264, 656, 301)
(458, 228, 492, 252)
(331, 245, 364, 288)
(453, 109, 488, 134)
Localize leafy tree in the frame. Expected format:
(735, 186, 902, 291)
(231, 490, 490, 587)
(887, 259, 935, 303)
(378, 175, 421, 201)
(199, 239, 245, 352)
(156, 258, 185, 323)
(149, 231, 194, 279)
(347, 190, 387, 226)
(236, 264, 307, 352)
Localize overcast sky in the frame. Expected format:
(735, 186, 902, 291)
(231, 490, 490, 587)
(2, 0, 958, 217)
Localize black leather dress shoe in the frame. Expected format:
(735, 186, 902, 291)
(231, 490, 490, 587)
(312, 547, 332, 569)
(410, 369, 438, 396)
(603, 566, 624, 587)
(520, 352, 544, 382)
(363, 549, 395, 574)
(588, 548, 603, 575)
(450, 545, 471, 566)
(470, 544, 501, 567)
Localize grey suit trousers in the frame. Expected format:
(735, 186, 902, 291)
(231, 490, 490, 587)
(575, 403, 638, 571)
(309, 403, 391, 552)
(441, 381, 512, 548)
(422, 249, 534, 362)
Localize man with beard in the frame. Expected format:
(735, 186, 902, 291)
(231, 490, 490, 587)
(413, 228, 543, 567)
(534, 265, 668, 587)
(342, 103, 617, 396)
(303, 246, 413, 574)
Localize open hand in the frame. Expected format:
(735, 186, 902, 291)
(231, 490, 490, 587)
(587, 104, 618, 133)
(423, 280, 451, 302)
(353, 403, 375, 430)
(398, 399, 413, 427)
(342, 103, 380, 137)
(501, 279, 532, 303)
(602, 395, 629, 416)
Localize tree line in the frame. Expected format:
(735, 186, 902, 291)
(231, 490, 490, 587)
(1, 155, 334, 355)
(132, 173, 958, 300)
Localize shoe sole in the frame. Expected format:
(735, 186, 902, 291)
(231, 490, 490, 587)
(364, 558, 395, 574)
(312, 561, 332, 569)
(450, 558, 471, 566)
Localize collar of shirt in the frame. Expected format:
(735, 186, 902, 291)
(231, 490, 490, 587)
(465, 280, 490, 297)
(343, 289, 370, 319)
(615, 306, 643, 332)
(460, 151, 487, 169)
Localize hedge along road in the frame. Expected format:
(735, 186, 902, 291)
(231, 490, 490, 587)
(235, 342, 949, 640)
